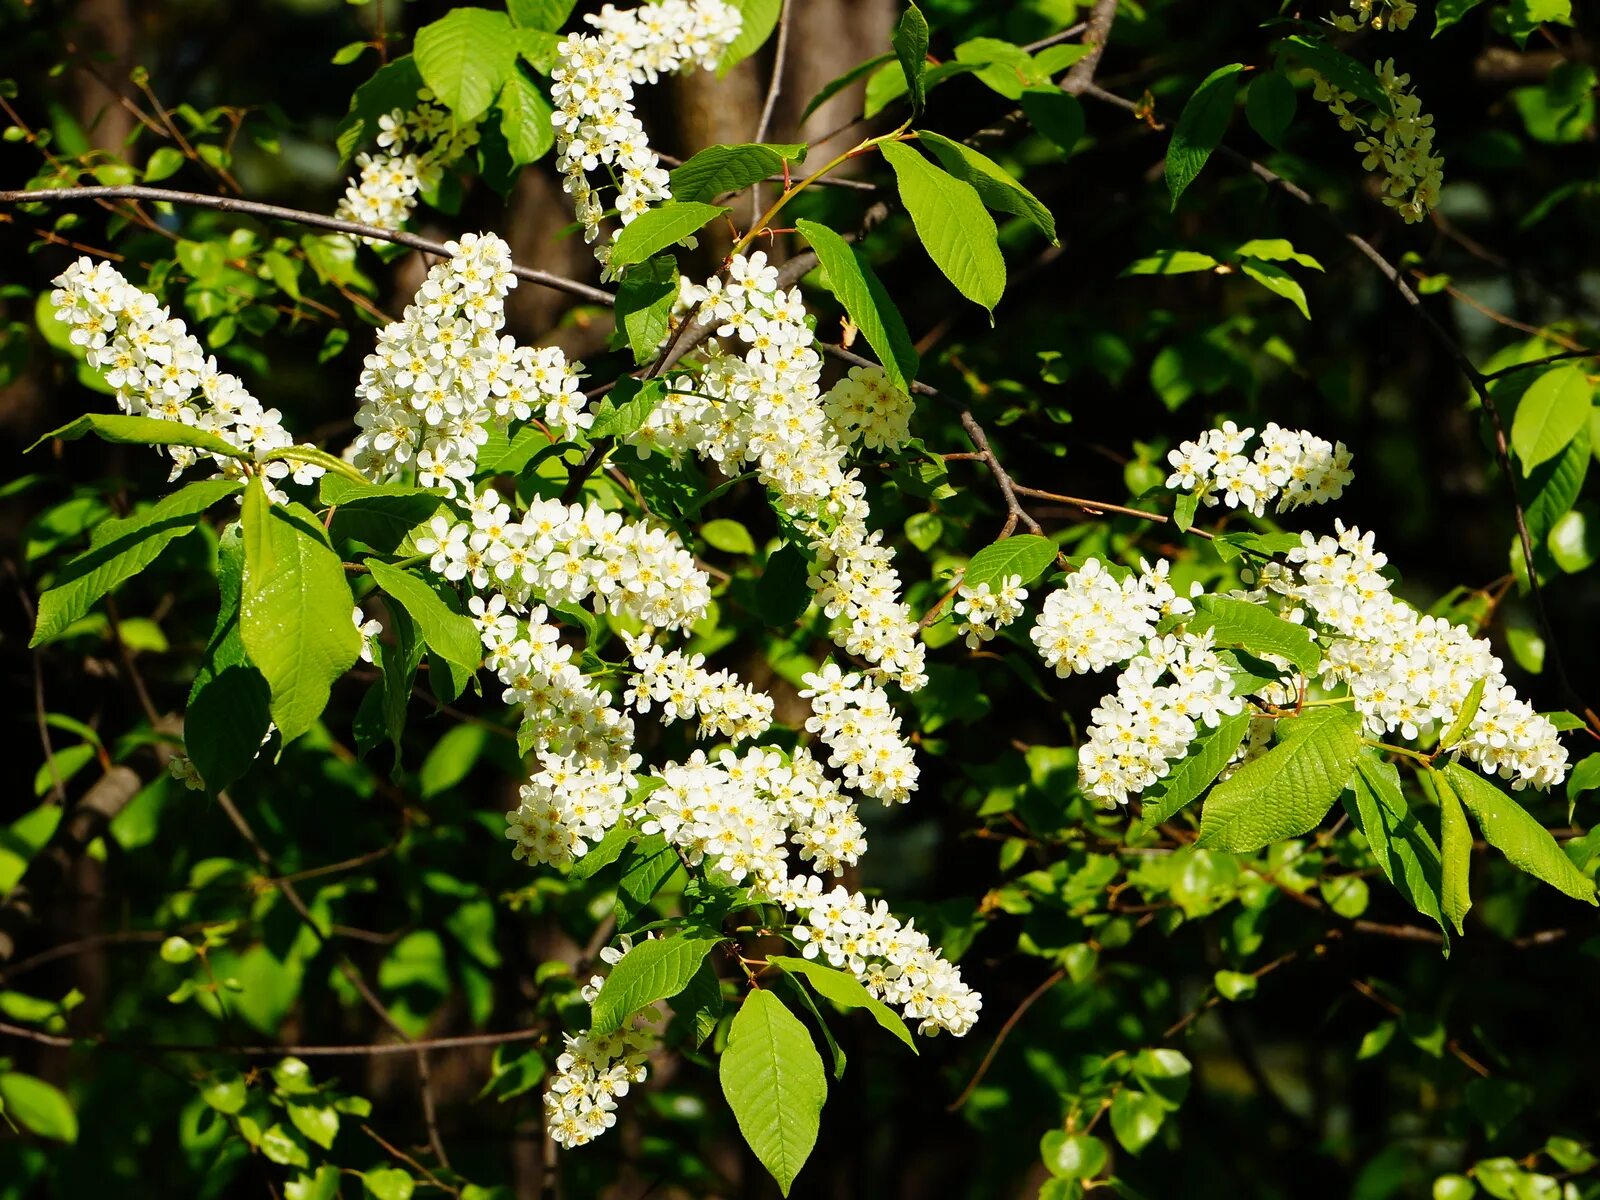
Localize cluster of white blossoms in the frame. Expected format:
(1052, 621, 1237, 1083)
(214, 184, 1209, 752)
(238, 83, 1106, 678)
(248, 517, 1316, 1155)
(1031, 557, 1190, 677)
(418, 486, 712, 633)
(790, 883, 983, 1037)
(548, 942, 654, 1148)
(551, 0, 740, 260)
(336, 92, 480, 234)
(348, 232, 590, 494)
(623, 632, 774, 741)
(799, 665, 920, 805)
(634, 251, 929, 692)
(1268, 524, 1568, 790)
(1164, 421, 1353, 518)
(1330, 0, 1417, 31)
(822, 364, 916, 453)
(49, 259, 318, 500)
(1313, 58, 1443, 224)
(953, 574, 1028, 649)
(1078, 631, 1246, 806)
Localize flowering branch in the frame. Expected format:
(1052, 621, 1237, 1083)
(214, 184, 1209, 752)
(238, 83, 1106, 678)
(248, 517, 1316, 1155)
(0, 185, 616, 306)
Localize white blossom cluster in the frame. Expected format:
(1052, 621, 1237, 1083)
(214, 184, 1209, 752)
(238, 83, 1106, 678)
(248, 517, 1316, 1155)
(49, 258, 319, 500)
(623, 632, 774, 741)
(799, 664, 920, 805)
(548, 941, 654, 1148)
(822, 364, 916, 453)
(336, 92, 480, 234)
(1271, 524, 1568, 790)
(790, 882, 983, 1037)
(348, 232, 590, 494)
(953, 574, 1028, 649)
(635, 251, 929, 692)
(1165, 421, 1353, 517)
(1030, 557, 1189, 677)
(1313, 58, 1443, 224)
(1330, 0, 1417, 32)
(1078, 631, 1247, 806)
(551, 0, 740, 260)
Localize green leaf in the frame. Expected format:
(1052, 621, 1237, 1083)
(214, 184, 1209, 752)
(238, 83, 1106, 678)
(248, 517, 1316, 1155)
(240, 479, 361, 746)
(719, 0, 782, 73)
(675, 958, 724, 1048)
(962, 534, 1057, 593)
(188, 523, 273, 792)
(367, 560, 481, 673)
(414, 8, 517, 124)
(1174, 490, 1200, 532)
(1444, 762, 1597, 904)
(1189, 595, 1322, 675)
(587, 378, 666, 441)
(320, 479, 445, 556)
(758, 543, 812, 626)
(0, 1072, 77, 1142)
(336, 56, 422, 161)
(1239, 257, 1311, 318)
(1110, 1089, 1166, 1155)
(1122, 250, 1220, 276)
(1041, 1131, 1108, 1180)
(609, 200, 729, 269)
(507, 0, 576, 31)
(287, 1102, 338, 1151)
(1512, 366, 1593, 474)
(793, 218, 918, 394)
(590, 935, 723, 1036)
(917, 130, 1057, 244)
(1245, 71, 1297, 148)
(200, 1072, 248, 1115)
(144, 145, 186, 183)
(1019, 86, 1084, 157)
(1197, 708, 1363, 852)
(1134, 709, 1252, 833)
(768, 955, 915, 1051)
(1235, 238, 1323, 270)
(1165, 63, 1245, 208)
(702, 518, 757, 555)
(32, 478, 239, 646)
(498, 69, 554, 165)
(879, 141, 1005, 312)
(1434, 767, 1474, 935)
(1345, 757, 1450, 942)
(669, 143, 804, 204)
(29, 412, 247, 460)
(361, 1168, 415, 1200)
(615, 256, 679, 364)
(893, 3, 930, 113)
(799, 53, 895, 123)
(1279, 36, 1392, 111)
(720, 989, 826, 1197)
(567, 822, 634, 882)
(419, 723, 488, 798)
(1213, 970, 1257, 1001)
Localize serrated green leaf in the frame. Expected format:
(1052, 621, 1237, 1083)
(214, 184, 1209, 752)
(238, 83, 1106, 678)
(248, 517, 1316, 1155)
(336, 57, 423, 162)
(188, 522, 273, 792)
(414, 8, 517, 124)
(587, 377, 666, 441)
(590, 935, 723, 1036)
(498, 69, 554, 165)
(240, 478, 361, 746)
(669, 143, 805, 204)
(29, 412, 247, 459)
(1165, 63, 1245, 208)
(0, 1072, 77, 1142)
(1245, 71, 1297, 148)
(367, 560, 481, 673)
(609, 200, 728, 268)
(917, 130, 1057, 244)
(320, 479, 445, 556)
(1190, 595, 1322, 675)
(878, 141, 1005, 312)
(1134, 709, 1252, 833)
(1512, 366, 1592, 475)
(793, 218, 918, 394)
(1433, 767, 1474, 934)
(507, 0, 576, 31)
(720, 989, 826, 1197)
(893, 3, 930, 113)
(1197, 708, 1362, 852)
(718, 0, 782, 75)
(1122, 250, 1220, 276)
(1346, 757, 1450, 942)
(32, 477, 239, 646)
(962, 534, 1057, 593)
(675, 958, 724, 1048)
(1444, 762, 1597, 904)
(615, 833, 681, 925)
(1239, 257, 1312, 318)
(768, 955, 916, 1051)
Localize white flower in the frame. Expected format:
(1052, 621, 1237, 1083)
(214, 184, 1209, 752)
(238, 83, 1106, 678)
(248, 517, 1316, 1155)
(1165, 422, 1353, 518)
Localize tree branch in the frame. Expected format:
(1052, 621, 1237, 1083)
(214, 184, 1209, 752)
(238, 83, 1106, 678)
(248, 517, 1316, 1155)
(0, 1019, 544, 1058)
(0, 186, 615, 306)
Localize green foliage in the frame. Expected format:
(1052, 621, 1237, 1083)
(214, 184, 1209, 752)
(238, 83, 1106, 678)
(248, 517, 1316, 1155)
(879, 140, 1006, 312)
(719, 989, 826, 1196)
(1165, 64, 1245, 208)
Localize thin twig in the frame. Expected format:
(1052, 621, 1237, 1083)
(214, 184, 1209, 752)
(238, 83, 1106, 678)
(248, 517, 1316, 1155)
(0, 1019, 543, 1058)
(750, 0, 793, 223)
(0, 186, 614, 306)
(947, 967, 1066, 1111)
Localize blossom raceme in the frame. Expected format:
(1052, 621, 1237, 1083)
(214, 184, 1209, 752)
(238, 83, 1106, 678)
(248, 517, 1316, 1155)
(335, 90, 481, 235)
(1164, 421, 1353, 517)
(823, 364, 917, 453)
(1030, 557, 1190, 677)
(49, 258, 320, 500)
(1311, 56, 1443, 224)
(954, 574, 1028, 649)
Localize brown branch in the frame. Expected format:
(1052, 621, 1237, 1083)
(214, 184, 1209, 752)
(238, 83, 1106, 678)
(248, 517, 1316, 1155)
(0, 186, 615, 306)
(947, 967, 1066, 1111)
(0, 1019, 543, 1058)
